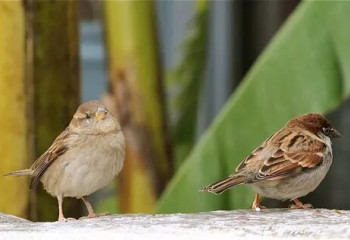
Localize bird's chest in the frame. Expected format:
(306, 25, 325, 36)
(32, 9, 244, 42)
(66, 133, 121, 174)
(253, 152, 333, 201)
(41, 132, 124, 198)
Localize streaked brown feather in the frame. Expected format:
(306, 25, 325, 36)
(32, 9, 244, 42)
(29, 128, 70, 190)
(201, 175, 247, 194)
(265, 156, 285, 166)
(236, 127, 327, 183)
(236, 138, 271, 171)
(259, 161, 300, 177)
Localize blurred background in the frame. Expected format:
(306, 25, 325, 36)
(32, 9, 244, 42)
(1, 0, 350, 221)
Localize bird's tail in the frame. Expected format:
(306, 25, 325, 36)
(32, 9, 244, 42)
(4, 169, 33, 177)
(201, 175, 247, 194)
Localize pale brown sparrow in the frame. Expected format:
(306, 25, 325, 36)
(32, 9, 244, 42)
(6, 100, 125, 221)
(201, 113, 341, 210)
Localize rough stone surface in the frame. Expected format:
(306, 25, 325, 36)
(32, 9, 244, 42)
(0, 209, 350, 239)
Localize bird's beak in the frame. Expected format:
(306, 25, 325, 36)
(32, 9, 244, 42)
(331, 128, 341, 138)
(95, 107, 108, 121)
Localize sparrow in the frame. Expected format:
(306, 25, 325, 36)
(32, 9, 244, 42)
(6, 100, 125, 221)
(201, 113, 341, 210)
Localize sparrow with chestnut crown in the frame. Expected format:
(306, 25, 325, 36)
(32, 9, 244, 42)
(202, 113, 341, 210)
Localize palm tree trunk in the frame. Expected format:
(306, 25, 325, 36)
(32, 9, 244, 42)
(104, 0, 172, 213)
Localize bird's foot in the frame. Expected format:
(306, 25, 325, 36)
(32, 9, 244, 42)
(79, 211, 109, 220)
(58, 217, 76, 222)
(58, 216, 66, 222)
(290, 199, 313, 209)
(251, 193, 266, 211)
(252, 203, 267, 212)
(289, 203, 313, 209)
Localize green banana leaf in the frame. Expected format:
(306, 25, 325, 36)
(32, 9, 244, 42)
(157, 1, 350, 213)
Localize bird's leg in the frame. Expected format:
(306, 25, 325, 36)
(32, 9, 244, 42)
(81, 196, 109, 219)
(251, 193, 266, 211)
(57, 196, 66, 221)
(81, 196, 97, 218)
(290, 198, 313, 209)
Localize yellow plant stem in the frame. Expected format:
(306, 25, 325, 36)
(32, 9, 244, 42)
(105, 1, 172, 213)
(0, 1, 28, 218)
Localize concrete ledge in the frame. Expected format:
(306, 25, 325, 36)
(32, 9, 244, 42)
(0, 209, 350, 239)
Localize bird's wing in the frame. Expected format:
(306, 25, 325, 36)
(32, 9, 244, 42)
(235, 128, 327, 182)
(29, 128, 72, 190)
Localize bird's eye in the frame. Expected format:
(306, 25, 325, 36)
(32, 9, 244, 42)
(322, 127, 330, 136)
(85, 113, 91, 119)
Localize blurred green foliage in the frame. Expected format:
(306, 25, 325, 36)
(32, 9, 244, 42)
(168, 1, 209, 169)
(157, 1, 350, 213)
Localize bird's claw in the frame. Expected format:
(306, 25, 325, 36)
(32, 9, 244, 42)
(79, 211, 110, 220)
(289, 203, 313, 209)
